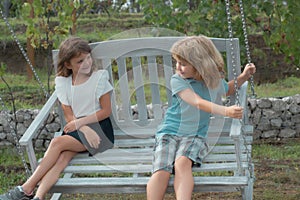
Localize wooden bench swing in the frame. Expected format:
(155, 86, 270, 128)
(18, 0, 256, 199)
(19, 35, 255, 200)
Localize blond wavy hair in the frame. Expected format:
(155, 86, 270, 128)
(171, 35, 225, 89)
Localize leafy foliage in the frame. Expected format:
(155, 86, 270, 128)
(139, 0, 300, 68)
(249, 0, 300, 67)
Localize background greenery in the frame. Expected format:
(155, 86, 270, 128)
(0, 0, 299, 110)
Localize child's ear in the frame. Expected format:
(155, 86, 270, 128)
(64, 61, 72, 69)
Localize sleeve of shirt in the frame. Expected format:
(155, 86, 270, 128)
(170, 74, 191, 95)
(95, 70, 113, 99)
(211, 79, 229, 104)
(55, 76, 70, 105)
(222, 79, 229, 94)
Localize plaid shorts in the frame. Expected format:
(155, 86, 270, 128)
(151, 134, 209, 174)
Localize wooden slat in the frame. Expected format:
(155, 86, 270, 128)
(62, 162, 249, 174)
(65, 151, 248, 165)
(162, 54, 173, 105)
(50, 176, 248, 194)
(132, 56, 148, 122)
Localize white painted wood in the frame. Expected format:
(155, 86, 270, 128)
(19, 37, 254, 199)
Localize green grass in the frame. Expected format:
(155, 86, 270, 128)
(0, 71, 54, 109)
(254, 76, 300, 98)
(0, 13, 147, 44)
(253, 139, 300, 160)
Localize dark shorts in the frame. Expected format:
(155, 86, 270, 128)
(63, 117, 114, 155)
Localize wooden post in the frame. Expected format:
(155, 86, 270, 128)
(70, 1, 77, 35)
(26, 0, 34, 80)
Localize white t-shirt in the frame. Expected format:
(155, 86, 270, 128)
(55, 70, 113, 118)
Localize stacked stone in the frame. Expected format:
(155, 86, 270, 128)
(1, 95, 300, 149)
(0, 109, 60, 150)
(248, 94, 300, 139)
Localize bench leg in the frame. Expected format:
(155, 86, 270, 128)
(50, 173, 73, 200)
(242, 177, 254, 200)
(50, 193, 63, 200)
(241, 164, 254, 200)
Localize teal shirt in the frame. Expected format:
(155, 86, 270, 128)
(157, 74, 229, 137)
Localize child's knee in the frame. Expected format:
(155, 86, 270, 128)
(48, 136, 64, 150)
(174, 156, 192, 171)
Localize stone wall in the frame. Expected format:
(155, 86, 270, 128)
(248, 94, 300, 140)
(1, 94, 300, 150)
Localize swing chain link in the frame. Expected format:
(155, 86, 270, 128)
(225, 0, 255, 180)
(238, 0, 256, 181)
(0, 96, 32, 177)
(238, 0, 257, 99)
(225, 0, 240, 106)
(0, 6, 51, 178)
(0, 7, 49, 99)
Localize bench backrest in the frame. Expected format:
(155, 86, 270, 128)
(52, 36, 242, 138)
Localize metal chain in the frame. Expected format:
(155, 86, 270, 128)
(238, 0, 256, 99)
(0, 6, 50, 178)
(0, 7, 49, 98)
(238, 0, 255, 180)
(225, 0, 240, 106)
(225, 0, 255, 180)
(0, 95, 32, 177)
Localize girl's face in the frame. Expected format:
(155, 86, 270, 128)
(67, 53, 92, 75)
(175, 58, 197, 79)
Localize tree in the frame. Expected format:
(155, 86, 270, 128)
(1, 0, 11, 17)
(16, 0, 95, 86)
(139, 0, 300, 68)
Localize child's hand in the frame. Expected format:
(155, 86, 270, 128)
(243, 63, 256, 79)
(80, 126, 101, 149)
(64, 120, 78, 133)
(225, 105, 244, 119)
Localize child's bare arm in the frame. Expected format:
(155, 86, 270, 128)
(227, 63, 256, 96)
(178, 88, 243, 119)
(63, 92, 112, 132)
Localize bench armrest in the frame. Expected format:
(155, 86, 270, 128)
(229, 81, 248, 137)
(19, 90, 58, 170)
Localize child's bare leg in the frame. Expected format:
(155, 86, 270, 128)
(34, 150, 78, 200)
(147, 170, 170, 200)
(21, 136, 86, 195)
(174, 156, 193, 200)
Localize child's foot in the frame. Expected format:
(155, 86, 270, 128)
(0, 186, 33, 200)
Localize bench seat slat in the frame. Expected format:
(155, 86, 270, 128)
(114, 136, 253, 147)
(67, 153, 249, 165)
(50, 176, 248, 194)
(63, 162, 249, 174)
(68, 145, 252, 158)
